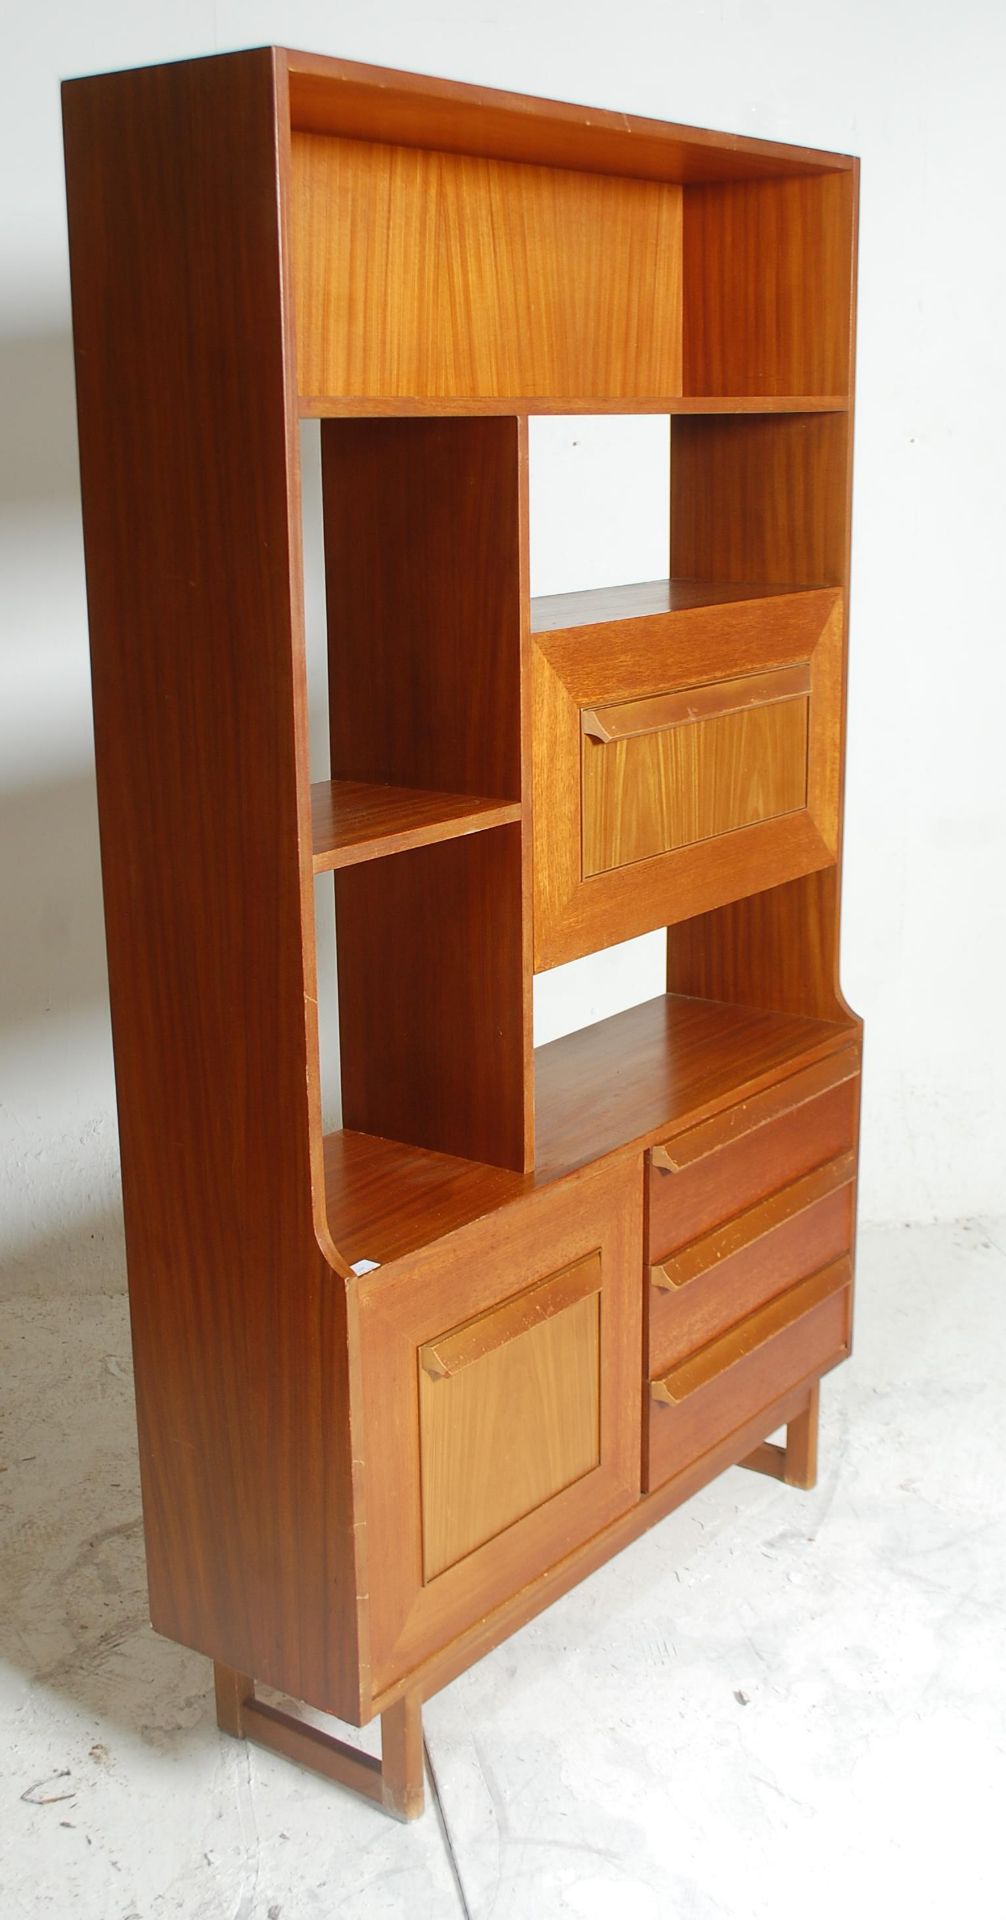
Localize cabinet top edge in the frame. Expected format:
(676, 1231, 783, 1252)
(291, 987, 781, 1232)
(61, 46, 859, 185)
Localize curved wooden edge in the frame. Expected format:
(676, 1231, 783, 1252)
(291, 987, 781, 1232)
(213, 1664, 425, 1821)
(650, 1041, 859, 1172)
(650, 1150, 855, 1291)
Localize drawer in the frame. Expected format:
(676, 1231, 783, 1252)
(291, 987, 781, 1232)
(649, 1150, 855, 1376)
(648, 1045, 859, 1262)
(646, 1258, 851, 1493)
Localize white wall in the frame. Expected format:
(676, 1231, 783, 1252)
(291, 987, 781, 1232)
(3, 0, 1004, 1301)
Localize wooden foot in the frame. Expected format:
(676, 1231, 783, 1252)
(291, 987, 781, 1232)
(740, 1380, 820, 1490)
(213, 1664, 425, 1820)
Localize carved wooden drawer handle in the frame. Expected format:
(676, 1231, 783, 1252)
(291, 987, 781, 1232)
(419, 1250, 601, 1380)
(651, 1044, 858, 1174)
(650, 1256, 851, 1406)
(650, 1150, 855, 1292)
(580, 662, 811, 745)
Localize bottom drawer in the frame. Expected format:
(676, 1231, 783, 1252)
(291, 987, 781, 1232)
(646, 1258, 851, 1494)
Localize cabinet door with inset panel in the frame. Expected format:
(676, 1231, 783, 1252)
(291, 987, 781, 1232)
(533, 584, 841, 968)
(354, 1159, 641, 1699)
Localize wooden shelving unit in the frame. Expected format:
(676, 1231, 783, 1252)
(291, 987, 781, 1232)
(64, 46, 862, 1822)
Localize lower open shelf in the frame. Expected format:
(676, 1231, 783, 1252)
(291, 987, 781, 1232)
(322, 992, 856, 1270)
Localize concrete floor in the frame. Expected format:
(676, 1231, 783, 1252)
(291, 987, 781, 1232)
(3, 1218, 1005, 1919)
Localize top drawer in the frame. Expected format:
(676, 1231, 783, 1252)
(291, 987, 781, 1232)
(648, 1045, 859, 1263)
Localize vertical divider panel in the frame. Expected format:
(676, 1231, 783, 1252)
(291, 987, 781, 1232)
(322, 416, 532, 1170)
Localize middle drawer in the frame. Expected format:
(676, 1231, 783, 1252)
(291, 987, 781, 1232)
(648, 1150, 856, 1377)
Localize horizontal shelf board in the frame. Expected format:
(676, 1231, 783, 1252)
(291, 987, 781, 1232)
(285, 51, 855, 186)
(323, 1128, 528, 1270)
(311, 779, 521, 871)
(300, 394, 850, 419)
(531, 577, 822, 635)
(534, 993, 856, 1184)
(322, 995, 856, 1268)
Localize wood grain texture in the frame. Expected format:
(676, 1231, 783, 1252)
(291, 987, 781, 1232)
(302, 394, 850, 419)
(581, 696, 808, 875)
(671, 413, 850, 586)
(336, 827, 530, 1171)
(311, 779, 521, 871)
(580, 662, 811, 741)
(683, 173, 855, 396)
(648, 1051, 859, 1259)
(419, 1265, 601, 1578)
(666, 866, 861, 1024)
(532, 577, 805, 634)
(356, 1160, 641, 1692)
(322, 416, 522, 799)
(285, 48, 854, 187)
(649, 1159, 855, 1374)
(647, 1262, 850, 1490)
(62, 50, 368, 1723)
(535, 992, 856, 1183)
(533, 587, 839, 967)
(292, 133, 682, 401)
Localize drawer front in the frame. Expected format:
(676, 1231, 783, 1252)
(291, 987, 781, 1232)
(646, 1259, 851, 1493)
(581, 669, 809, 877)
(649, 1153, 854, 1376)
(648, 1047, 859, 1262)
(356, 1160, 641, 1695)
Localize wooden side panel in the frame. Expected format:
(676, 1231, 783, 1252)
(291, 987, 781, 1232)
(670, 413, 849, 586)
(683, 172, 854, 395)
(667, 866, 857, 1024)
(62, 54, 366, 1718)
(581, 696, 808, 874)
(292, 133, 683, 400)
(336, 827, 530, 1170)
(322, 416, 522, 799)
(419, 1258, 601, 1579)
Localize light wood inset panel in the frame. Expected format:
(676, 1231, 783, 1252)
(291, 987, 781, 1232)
(581, 696, 808, 875)
(419, 1255, 601, 1580)
(291, 133, 682, 400)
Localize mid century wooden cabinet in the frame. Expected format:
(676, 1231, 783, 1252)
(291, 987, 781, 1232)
(62, 48, 861, 1820)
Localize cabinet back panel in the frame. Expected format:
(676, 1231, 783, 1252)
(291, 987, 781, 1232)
(291, 133, 683, 400)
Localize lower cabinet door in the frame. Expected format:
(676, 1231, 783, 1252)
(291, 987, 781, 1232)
(355, 1159, 641, 1695)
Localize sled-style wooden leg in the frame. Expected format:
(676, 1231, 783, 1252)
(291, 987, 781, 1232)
(740, 1380, 821, 1490)
(213, 1664, 425, 1821)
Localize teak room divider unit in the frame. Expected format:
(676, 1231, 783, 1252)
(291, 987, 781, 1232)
(63, 48, 861, 1820)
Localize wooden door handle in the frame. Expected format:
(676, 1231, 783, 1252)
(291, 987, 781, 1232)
(650, 1257, 851, 1406)
(650, 1045, 858, 1174)
(419, 1251, 601, 1379)
(581, 662, 811, 745)
(650, 1150, 855, 1292)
